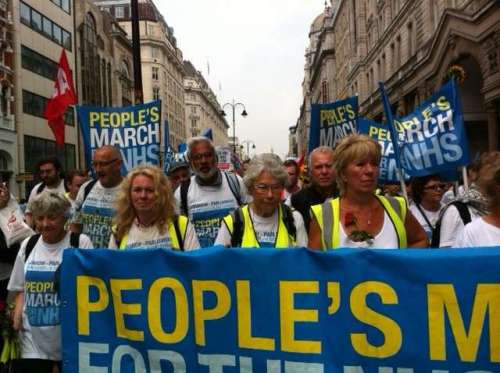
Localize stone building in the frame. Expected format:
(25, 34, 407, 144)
(183, 60, 228, 147)
(12, 0, 77, 197)
(93, 0, 186, 150)
(295, 0, 500, 156)
(0, 0, 15, 191)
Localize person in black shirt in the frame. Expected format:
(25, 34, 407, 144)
(291, 146, 338, 231)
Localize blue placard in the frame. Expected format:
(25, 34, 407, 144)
(308, 97, 358, 152)
(76, 101, 162, 173)
(61, 247, 500, 372)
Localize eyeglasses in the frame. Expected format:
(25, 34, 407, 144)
(254, 184, 283, 193)
(424, 184, 447, 191)
(190, 152, 215, 161)
(92, 159, 118, 168)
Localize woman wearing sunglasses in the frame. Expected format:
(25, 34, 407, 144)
(409, 175, 446, 244)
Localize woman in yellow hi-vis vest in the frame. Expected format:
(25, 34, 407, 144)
(308, 135, 428, 250)
(215, 154, 308, 248)
(109, 165, 200, 251)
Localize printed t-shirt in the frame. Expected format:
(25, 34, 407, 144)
(455, 218, 500, 247)
(215, 207, 308, 248)
(73, 180, 121, 248)
(7, 232, 93, 360)
(174, 175, 249, 247)
(26, 181, 66, 214)
(108, 220, 200, 250)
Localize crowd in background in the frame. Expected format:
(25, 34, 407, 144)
(0, 134, 499, 371)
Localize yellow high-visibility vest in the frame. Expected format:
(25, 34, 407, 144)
(310, 195, 407, 249)
(114, 215, 188, 250)
(222, 204, 295, 248)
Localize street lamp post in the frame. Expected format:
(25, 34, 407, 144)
(221, 99, 248, 154)
(240, 140, 256, 160)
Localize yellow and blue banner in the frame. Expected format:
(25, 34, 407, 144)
(61, 247, 500, 372)
(76, 101, 162, 172)
(308, 97, 358, 152)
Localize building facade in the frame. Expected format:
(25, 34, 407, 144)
(0, 0, 15, 191)
(183, 60, 228, 147)
(93, 0, 186, 150)
(296, 0, 500, 156)
(13, 0, 77, 197)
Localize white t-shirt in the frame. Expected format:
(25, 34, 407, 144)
(455, 218, 500, 248)
(7, 232, 93, 360)
(174, 173, 250, 248)
(215, 207, 307, 248)
(338, 211, 399, 249)
(108, 220, 200, 251)
(26, 180, 66, 213)
(439, 204, 481, 247)
(409, 203, 442, 242)
(73, 180, 121, 248)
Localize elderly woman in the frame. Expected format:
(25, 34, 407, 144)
(215, 154, 308, 248)
(409, 174, 446, 244)
(456, 154, 500, 247)
(8, 192, 92, 373)
(109, 164, 199, 250)
(309, 134, 427, 249)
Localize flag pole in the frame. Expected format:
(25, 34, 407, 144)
(378, 82, 408, 202)
(131, 0, 143, 104)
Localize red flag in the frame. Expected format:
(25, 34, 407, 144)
(44, 49, 77, 148)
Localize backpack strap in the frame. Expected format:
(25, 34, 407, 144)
(431, 201, 471, 247)
(452, 201, 471, 225)
(280, 204, 297, 241)
(82, 179, 98, 202)
(24, 234, 41, 262)
(36, 182, 46, 195)
(173, 215, 184, 251)
(180, 179, 191, 215)
(224, 172, 242, 206)
(69, 232, 81, 248)
(230, 208, 244, 247)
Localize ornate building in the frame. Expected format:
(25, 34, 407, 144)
(183, 60, 228, 147)
(93, 0, 186, 150)
(295, 0, 500, 156)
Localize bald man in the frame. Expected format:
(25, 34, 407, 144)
(71, 146, 123, 247)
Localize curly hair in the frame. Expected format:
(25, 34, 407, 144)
(332, 134, 381, 195)
(28, 191, 71, 219)
(244, 153, 289, 190)
(113, 165, 175, 242)
(477, 151, 500, 206)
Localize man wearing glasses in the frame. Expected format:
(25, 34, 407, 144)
(71, 146, 123, 248)
(174, 137, 250, 247)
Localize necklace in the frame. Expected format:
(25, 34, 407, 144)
(341, 200, 374, 226)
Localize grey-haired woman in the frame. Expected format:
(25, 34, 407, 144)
(8, 192, 92, 373)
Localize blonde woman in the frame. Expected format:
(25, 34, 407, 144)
(109, 165, 199, 250)
(308, 134, 427, 249)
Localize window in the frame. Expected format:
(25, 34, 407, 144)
(152, 66, 159, 80)
(20, 2, 72, 51)
(22, 90, 74, 126)
(115, 6, 124, 19)
(407, 23, 415, 58)
(61, 0, 70, 13)
(24, 135, 75, 175)
(21, 45, 58, 80)
(81, 12, 101, 105)
(153, 87, 160, 100)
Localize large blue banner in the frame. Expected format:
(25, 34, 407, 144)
(359, 80, 469, 182)
(61, 247, 500, 372)
(77, 101, 162, 172)
(308, 97, 358, 152)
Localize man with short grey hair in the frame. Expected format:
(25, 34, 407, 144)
(291, 146, 338, 231)
(175, 137, 250, 247)
(71, 145, 123, 247)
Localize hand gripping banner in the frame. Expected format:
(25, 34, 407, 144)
(60, 247, 500, 372)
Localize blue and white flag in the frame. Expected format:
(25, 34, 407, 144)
(308, 97, 358, 152)
(76, 101, 162, 173)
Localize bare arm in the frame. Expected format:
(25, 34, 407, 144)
(12, 291, 24, 331)
(308, 216, 323, 250)
(405, 210, 428, 248)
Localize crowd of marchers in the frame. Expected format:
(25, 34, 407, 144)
(0, 134, 499, 371)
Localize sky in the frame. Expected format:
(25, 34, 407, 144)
(155, 0, 327, 158)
